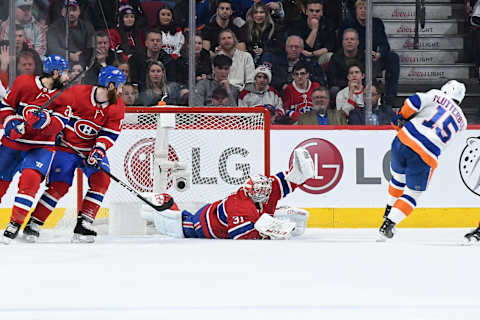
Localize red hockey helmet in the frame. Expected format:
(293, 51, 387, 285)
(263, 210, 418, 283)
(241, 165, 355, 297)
(243, 174, 274, 203)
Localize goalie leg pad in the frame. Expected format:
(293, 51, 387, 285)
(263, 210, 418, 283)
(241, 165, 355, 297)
(274, 206, 310, 237)
(152, 209, 185, 238)
(285, 147, 315, 185)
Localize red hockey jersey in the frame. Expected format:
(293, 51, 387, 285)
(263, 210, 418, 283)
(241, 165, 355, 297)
(0, 75, 72, 151)
(57, 85, 126, 155)
(186, 171, 299, 239)
(282, 80, 321, 121)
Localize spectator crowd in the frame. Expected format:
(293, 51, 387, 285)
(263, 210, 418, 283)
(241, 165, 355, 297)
(0, 0, 400, 125)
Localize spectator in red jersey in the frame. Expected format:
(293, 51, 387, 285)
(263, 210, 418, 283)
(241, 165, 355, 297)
(109, 4, 145, 59)
(155, 4, 184, 60)
(282, 61, 321, 122)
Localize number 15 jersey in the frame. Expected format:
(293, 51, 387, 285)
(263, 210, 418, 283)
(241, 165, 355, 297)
(397, 89, 467, 169)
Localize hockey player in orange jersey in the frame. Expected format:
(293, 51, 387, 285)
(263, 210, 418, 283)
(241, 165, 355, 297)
(379, 80, 467, 240)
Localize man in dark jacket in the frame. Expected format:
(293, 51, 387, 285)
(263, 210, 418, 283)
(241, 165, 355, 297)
(260, 35, 328, 93)
(348, 81, 396, 125)
(337, 0, 400, 104)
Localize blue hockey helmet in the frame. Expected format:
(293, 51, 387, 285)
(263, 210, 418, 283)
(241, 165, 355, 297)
(98, 66, 127, 88)
(43, 55, 70, 75)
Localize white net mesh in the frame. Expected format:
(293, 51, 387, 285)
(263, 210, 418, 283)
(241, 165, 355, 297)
(105, 107, 269, 211)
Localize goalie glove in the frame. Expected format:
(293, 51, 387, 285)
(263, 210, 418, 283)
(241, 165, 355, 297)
(3, 115, 25, 140)
(254, 213, 296, 240)
(285, 147, 315, 185)
(86, 145, 106, 167)
(25, 110, 51, 130)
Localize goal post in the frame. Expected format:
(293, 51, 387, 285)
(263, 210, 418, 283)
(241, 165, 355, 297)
(75, 106, 270, 228)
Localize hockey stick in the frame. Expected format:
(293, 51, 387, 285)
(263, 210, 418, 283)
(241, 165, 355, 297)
(60, 139, 175, 212)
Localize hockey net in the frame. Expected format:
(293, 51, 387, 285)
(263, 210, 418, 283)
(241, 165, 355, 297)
(71, 107, 270, 233)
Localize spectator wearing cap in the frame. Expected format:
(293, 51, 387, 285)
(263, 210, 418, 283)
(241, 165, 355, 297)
(192, 54, 239, 107)
(108, 4, 146, 59)
(47, 0, 95, 66)
(296, 86, 347, 125)
(155, 4, 184, 60)
(238, 65, 284, 123)
(0, 0, 47, 57)
(90, 0, 146, 30)
(216, 29, 255, 90)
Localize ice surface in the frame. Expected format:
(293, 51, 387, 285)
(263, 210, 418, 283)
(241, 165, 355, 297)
(1, 228, 479, 320)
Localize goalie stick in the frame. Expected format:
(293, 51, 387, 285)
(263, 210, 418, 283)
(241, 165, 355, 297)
(60, 139, 175, 212)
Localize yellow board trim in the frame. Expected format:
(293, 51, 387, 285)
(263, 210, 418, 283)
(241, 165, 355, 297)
(2, 208, 479, 229)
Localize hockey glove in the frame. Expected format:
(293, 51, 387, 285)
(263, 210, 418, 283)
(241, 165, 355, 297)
(86, 146, 106, 168)
(3, 115, 25, 140)
(26, 110, 51, 130)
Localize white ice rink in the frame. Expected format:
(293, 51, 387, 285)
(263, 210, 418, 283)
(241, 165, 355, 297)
(1, 228, 480, 320)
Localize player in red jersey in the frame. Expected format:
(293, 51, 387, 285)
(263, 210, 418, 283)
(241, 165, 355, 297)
(22, 66, 127, 243)
(142, 148, 315, 240)
(0, 55, 71, 243)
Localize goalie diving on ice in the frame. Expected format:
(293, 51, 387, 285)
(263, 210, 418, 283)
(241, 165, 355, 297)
(141, 147, 315, 240)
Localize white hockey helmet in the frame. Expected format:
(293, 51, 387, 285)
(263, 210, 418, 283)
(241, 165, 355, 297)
(243, 174, 274, 203)
(441, 80, 466, 104)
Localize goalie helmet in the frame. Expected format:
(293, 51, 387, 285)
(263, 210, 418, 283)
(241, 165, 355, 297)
(243, 174, 274, 203)
(98, 66, 126, 88)
(441, 80, 465, 104)
(43, 55, 69, 76)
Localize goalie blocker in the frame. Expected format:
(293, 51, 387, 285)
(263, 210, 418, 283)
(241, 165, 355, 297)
(141, 148, 314, 239)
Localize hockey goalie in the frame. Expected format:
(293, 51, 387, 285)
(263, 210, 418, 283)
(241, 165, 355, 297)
(141, 148, 315, 239)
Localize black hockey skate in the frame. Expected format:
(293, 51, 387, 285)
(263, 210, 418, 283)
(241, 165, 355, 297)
(2, 222, 21, 244)
(72, 215, 97, 243)
(464, 226, 480, 242)
(383, 205, 392, 219)
(378, 218, 396, 240)
(23, 218, 42, 243)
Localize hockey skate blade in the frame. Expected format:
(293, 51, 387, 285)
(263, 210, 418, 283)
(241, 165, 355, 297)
(376, 233, 388, 242)
(22, 234, 38, 243)
(71, 234, 95, 243)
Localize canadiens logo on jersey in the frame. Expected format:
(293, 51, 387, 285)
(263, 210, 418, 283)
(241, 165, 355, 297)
(72, 119, 102, 139)
(21, 104, 43, 118)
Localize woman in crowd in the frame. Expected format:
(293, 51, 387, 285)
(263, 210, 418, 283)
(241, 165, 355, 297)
(175, 33, 212, 85)
(108, 4, 145, 59)
(155, 4, 185, 60)
(245, 2, 284, 66)
(138, 61, 187, 106)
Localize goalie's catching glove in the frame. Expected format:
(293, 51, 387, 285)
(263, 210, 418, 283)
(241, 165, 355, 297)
(26, 110, 51, 130)
(3, 115, 25, 140)
(285, 147, 315, 185)
(86, 146, 106, 167)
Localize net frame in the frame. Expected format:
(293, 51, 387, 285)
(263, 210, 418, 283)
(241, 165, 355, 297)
(75, 106, 271, 212)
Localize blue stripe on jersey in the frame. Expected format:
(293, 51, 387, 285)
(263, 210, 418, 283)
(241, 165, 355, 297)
(85, 191, 104, 202)
(391, 177, 406, 188)
(98, 130, 120, 143)
(228, 221, 254, 239)
(404, 122, 441, 157)
(275, 171, 291, 197)
(217, 202, 228, 226)
(15, 196, 33, 208)
(401, 194, 416, 207)
(52, 113, 69, 126)
(41, 193, 58, 208)
(408, 94, 421, 111)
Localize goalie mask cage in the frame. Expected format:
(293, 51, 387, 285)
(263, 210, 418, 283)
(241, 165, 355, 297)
(76, 107, 270, 214)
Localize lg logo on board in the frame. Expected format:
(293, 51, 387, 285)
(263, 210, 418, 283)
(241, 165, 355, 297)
(289, 138, 344, 194)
